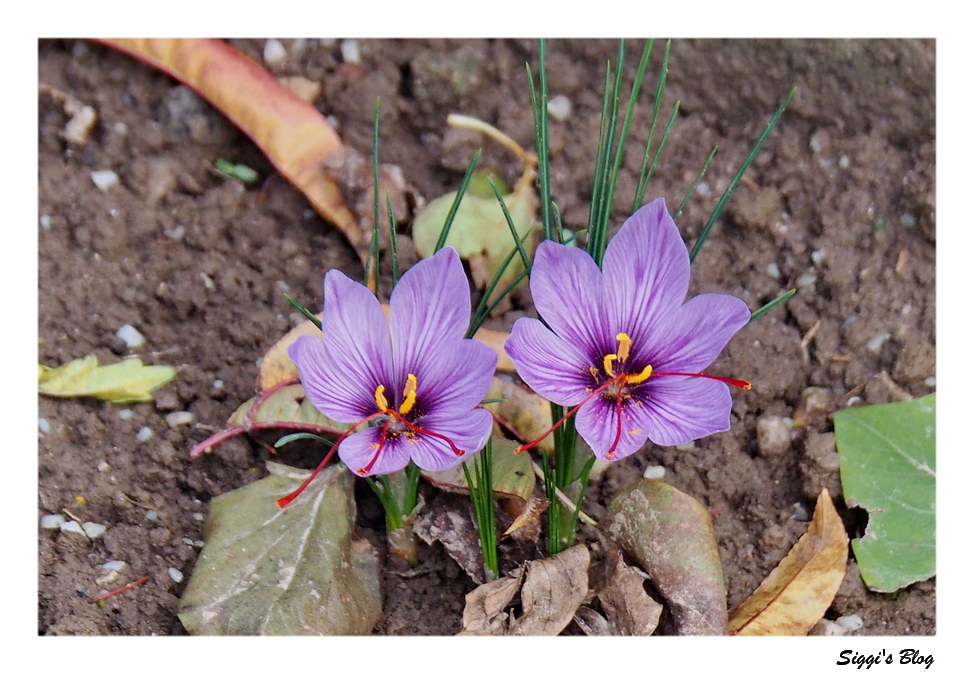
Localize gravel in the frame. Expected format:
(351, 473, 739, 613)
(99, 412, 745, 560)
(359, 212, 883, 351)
(115, 324, 145, 348)
(90, 169, 119, 191)
(41, 513, 65, 529)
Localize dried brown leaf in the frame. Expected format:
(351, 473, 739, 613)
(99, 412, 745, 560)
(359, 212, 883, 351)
(728, 489, 849, 636)
(596, 549, 663, 636)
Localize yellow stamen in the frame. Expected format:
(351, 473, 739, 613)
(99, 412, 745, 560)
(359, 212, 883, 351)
(374, 384, 389, 412)
(615, 332, 632, 362)
(602, 354, 617, 377)
(625, 364, 653, 385)
(398, 373, 418, 415)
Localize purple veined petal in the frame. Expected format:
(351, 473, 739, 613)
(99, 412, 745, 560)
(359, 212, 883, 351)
(574, 394, 649, 462)
(602, 198, 692, 349)
(311, 269, 394, 416)
(505, 317, 596, 407)
(389, 248, 472, 394)
(405, 407, 493, 471)
(638, 376, 733, 447)
(337, 426, 412, 477)
(289, 335, 374, 423)
(414, 339, 498, 417)
(646, 293, 751, 373)
(529, 240, 615, 359)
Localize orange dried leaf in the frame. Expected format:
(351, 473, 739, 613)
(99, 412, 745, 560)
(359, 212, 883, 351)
(728, 489, 849, 636)
(97, 38, 365, 261)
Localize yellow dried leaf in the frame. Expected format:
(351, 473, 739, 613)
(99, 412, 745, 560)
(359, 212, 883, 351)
(728, 489, 849, 635)
(39, 355, 177, 404)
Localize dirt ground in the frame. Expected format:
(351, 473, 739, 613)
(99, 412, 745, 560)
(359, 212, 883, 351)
(37, 38, 935, 635)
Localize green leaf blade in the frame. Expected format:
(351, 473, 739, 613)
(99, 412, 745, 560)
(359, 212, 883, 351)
(834, 394, 936, 592)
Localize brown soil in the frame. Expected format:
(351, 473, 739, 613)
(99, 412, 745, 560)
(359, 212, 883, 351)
(38, 38, 935, 635)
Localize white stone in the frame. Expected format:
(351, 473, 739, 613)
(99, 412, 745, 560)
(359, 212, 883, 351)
(836, 614, 864, 631)
(866, 332, 891, 354)
(547, 94, 572, 121)
(164, 225, 185, 240)
(757, 416, 792, 457)
(60, 520, 85, 535)
(41, 514, 65, 529)
(38, 418, 50, 434)
(40, 215, 52, 230)
(766, 262, 780, 279)
(145, 510, 158, 522)
(193, 512, 205, 521)
(211, 379, 224, 391)
(924, 376, 936, 387)
(340, 39, 361, 64)
(838, 155, 850, 169)
(796, 272, 817, 289)
(83, 522, 107, 539)
(97, 461, 110, 473)
(169, 567, 184, 583)
(90, 170, 120, 192)
(137, 426, 154, 443)
(118, 409, 134, 420)
(263, 38, 287, 66)
(116, 324, 145, 349)
(811, 250, 826, 266)
(102, 560, 127, 572)
(643, 465, 666, 480)
(166, 411, 194, 428)
(200, 272, 215, 290)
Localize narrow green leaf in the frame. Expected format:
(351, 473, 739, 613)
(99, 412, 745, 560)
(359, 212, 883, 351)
(690, 86, 797, 263)
(675, 145, 718, 219)
(284, 293, 322, 330)
(749, 288, 796, 322)
(435, 149, 482, 252)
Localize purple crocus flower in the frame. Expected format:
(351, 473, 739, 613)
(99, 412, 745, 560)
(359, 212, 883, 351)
(277, 248, 497, 507)
(504, 198, 751, 462)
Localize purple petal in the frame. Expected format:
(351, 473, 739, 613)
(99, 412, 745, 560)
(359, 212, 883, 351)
(408, 408, 493, 471)
(574, 395, 649, 461)
(529, 240, 614, 358)
(291, 270, 393, 422)
(389, 248, 471, 392)
(638, 377, 733, 446)
(337, 426, 411, 477)
(602, 198, 691, 349)
(647, 293, 751, 373)
(505, 317, 595, 406)
(417, 339, 497, 416)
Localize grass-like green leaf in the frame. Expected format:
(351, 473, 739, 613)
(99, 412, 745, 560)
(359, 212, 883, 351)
(834, 394, 936, 592)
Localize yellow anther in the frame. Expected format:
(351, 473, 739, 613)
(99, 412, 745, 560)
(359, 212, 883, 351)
(374, 384, 389, 412)
(625, 364, 653, 385)
(398, 373, 418, 415)
(602, 354, 618, 377)
(615, 332, 632, 362)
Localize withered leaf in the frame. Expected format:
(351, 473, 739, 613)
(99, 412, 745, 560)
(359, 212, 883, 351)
(728, 489, 849, 636)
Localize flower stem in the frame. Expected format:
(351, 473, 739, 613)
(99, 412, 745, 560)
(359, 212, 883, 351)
(462, 439, 499, 582)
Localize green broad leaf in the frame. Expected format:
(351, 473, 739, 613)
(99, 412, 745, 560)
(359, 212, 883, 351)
(834, 394, 936, 592)
(423, 436, 535, 504)
(38, 354, 176, 404)
(603, 479, 727, 635)
(412, 181, 538, 302)
(177, 462, 382, 635)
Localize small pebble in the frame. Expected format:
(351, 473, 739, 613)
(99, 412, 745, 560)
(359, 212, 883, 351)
(766, 262, 780, 279)
(643, 465, 666, 480)
(38, 418, 50, 434)
(118, 409, 134, 420)
(40, 214, 52, 230)
(811, 250, 826, 266)
(60, 520, 85, 535)
(193, 512, 205, 521)
(212, 379, 224, 391)
(145, 510, 158, 522)
(547, 94, 572, 121)
(924, 376, 936, 387)
(137, 426, 154, 443)
(796, 272, 817, 289)
(899, 213, 917, 228)
(90, 170, 120, 192)
(168, 567, 184, 584)
(790, 502, 810, 521)
(810, 619, 848, 636)
(695, 182, 711, 197)
(164, 225, 186, 241)
(756, 416, 792, 457)
(838, 155, 850, 169)
(102, 560, 127, 572)
(41, 514, 65, 529)
(675, 442, 695, 451)
(200, 272, 215, 290)
(340, 39, 361, 64)
(116, 324, 145, 349)
(182, 537, 195, 546)
(866, 332, 891, 354)
(263, 38, 287, 66)
(82, 522, 107, 539)
(845, 396, 863, 407)
(97, 461, 110, 473)
(195, 540, 205, 548)
(836, 614, 863, 632)
(166, 411, 195, 428)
